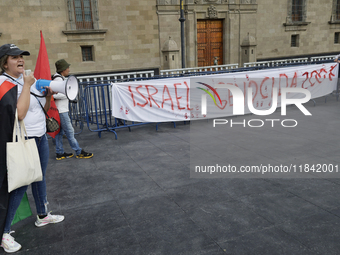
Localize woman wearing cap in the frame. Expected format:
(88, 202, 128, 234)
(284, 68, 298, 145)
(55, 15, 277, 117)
(0, 44, 64, 253)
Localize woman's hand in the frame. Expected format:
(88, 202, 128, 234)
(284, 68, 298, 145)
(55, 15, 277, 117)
(17, 72, 36, 120)
(23, 71, 35, 87)
(45, 87, 58, 97)
(43, 87, 57, 112)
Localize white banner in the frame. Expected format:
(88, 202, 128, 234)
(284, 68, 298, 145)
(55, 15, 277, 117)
(112, 63, 338, 122)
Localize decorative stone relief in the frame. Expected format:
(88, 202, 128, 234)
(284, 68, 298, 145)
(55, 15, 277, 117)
(241, 0, 256, 3)
(157, 0, 175, 5)
(208, 5, 218, 18)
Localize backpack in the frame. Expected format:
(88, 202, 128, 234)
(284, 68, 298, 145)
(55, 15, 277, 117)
(51, 74, 64, 80)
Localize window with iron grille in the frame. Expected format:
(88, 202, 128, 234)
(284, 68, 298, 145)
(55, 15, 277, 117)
(335, 32, 340, 44)
(64, 0, 107, 36)
(284, 0, 309, 30)
(81, 46, 93, 61)
(73, 0, 93, 29)
(336, 0, 340, 20)
(291, 34, 299, 47)
(291, 0, 303, 22)
(329, 0, 340, 23)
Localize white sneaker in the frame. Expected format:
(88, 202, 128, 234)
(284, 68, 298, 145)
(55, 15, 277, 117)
(35, 212, 65, 227)
(1, 232, 21, 253)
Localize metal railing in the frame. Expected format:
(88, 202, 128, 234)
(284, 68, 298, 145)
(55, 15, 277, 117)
(244, 57, 309, 68)
(160, 63, 239, 76)
(311, 55, 336, 62)
(76, 70, 155, 83)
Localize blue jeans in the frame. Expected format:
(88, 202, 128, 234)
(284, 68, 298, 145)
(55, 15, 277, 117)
(4, 134, 49, 233)
(55, 112, 82, 155)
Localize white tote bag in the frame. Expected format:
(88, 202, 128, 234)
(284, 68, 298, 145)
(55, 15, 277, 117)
(7, 110, 43, 193)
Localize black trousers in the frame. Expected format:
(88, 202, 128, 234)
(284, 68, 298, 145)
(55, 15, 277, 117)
(0, 177, 9, 234)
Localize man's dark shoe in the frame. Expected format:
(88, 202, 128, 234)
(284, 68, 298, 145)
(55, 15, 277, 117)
(56, 152, 74, 160)
(76, 150, 93, 159)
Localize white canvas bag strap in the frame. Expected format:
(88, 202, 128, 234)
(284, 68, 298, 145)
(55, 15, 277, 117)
(12, 110, 20, 142)
(12, 109, 29, 142)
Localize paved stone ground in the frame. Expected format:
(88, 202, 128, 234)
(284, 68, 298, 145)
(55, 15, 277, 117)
(2, 95, 340, 255)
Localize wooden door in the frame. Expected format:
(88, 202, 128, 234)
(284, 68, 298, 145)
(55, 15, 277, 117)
(197, 20, 223, 67)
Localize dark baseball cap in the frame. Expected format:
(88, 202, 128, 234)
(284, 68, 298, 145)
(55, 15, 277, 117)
(0, 44, 30, 59)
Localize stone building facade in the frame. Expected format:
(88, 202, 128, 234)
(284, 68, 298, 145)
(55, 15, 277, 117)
(0, 0, 339, 75)
(0, 0, 160, 75)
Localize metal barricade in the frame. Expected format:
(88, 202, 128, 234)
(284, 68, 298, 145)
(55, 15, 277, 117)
(82, 83, 117, 138)
(68, 81, 87, 135)
(81, 82, 167, 138)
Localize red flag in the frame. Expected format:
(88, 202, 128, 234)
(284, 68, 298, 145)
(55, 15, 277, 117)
(34, 31, 51, 80)
(34, 30, 60, 138)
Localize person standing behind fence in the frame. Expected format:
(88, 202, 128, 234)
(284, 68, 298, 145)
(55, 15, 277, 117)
(52, 59, 93, 160)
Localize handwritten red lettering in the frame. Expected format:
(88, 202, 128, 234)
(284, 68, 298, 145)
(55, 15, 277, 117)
(161, 85, 174, 110)
(260, 77, 270, 99)
(136, 85, 148, 107)
(302, 72, 309, 89)
(174, 83, 185, 110)
(145, 85, 160, 108)
(279, 74, 288, 96)
(290, 72, 298, 88)
(184, 81, 192, 110)
(248, 80, 258, 103)
(128, 86, 136, 107)
(329, 64, 337, 81)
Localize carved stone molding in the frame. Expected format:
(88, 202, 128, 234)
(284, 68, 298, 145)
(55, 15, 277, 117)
(62, 29, 107, 42)
(283, 22, 310, 32)
(208, 5, 218, 18)
(241, 0, 256, 3)
(158, 0, 231, 5)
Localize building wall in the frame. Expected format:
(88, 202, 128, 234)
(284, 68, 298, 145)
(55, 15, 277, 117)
(157, 0, 340, 67)
(0, 0, 340, 75)
(256, 0, 339, 60)
(157, 0, 258, 68)
(0, 0, 160, 75)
